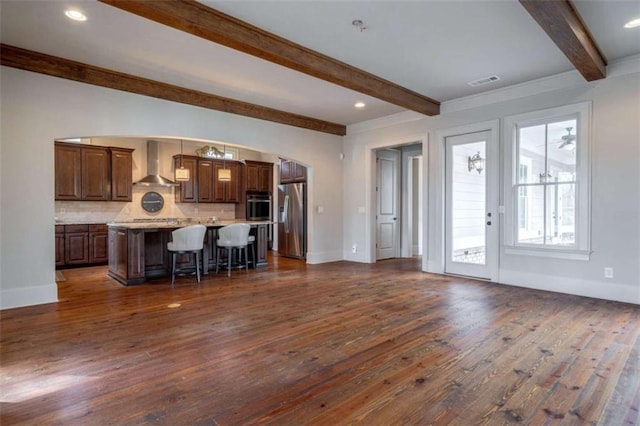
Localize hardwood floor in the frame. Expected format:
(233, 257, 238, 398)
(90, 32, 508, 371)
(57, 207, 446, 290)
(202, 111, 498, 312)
(1, 255, 638, 425)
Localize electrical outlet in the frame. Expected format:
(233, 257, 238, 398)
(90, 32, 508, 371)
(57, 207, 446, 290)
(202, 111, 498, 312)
(352, 244, 357, 253)
(604, 267, 614, 279)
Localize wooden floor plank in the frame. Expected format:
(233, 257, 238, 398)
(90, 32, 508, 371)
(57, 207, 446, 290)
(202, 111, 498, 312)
(1, 256, 638, 425)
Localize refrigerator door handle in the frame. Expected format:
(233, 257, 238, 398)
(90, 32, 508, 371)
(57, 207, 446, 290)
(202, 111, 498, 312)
(283, 195, 290, 233)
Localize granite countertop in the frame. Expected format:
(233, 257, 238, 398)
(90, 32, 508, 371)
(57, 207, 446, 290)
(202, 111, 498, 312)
(107, 220, 272, 229)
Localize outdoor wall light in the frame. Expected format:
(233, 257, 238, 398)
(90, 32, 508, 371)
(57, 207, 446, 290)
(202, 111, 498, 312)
(468, 152, 484, 174)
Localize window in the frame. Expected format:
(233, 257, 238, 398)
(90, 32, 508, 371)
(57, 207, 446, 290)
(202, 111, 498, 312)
(503, 102, 591, 259)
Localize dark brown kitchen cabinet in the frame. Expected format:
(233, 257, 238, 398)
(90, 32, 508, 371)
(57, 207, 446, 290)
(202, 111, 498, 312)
(81, 147, 111, 201)
(245, 160, 273, 193)
(280, 159, 306, 183)
(214, 162, 241, 203)
(64, 224, 89, 265)
(55, 142, 133, 202)
(89, 224, 109, 263)
(56, 223, 108, 268)
(55, 225, 65, 266)
(108, 227, 146, 285)
(173, 155, 198, 203)
(174, 154, 241, 203)
(110, 148, 134, 201)
(55, 143, 82, 200)
(197, 160, 214, 202)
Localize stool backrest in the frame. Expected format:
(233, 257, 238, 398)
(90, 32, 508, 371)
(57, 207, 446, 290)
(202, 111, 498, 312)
(170, 224, 206, 251)
(217, 223, 251, 246)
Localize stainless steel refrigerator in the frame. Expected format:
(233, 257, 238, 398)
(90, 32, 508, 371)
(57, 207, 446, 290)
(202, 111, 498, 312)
(277, 182, 306, 259)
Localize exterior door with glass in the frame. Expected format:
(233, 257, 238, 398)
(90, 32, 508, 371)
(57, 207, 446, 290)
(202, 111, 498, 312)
(444, 130, 498, 280)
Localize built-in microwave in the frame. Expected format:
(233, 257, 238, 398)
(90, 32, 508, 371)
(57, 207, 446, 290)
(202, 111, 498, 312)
(246, 192, 271, 221)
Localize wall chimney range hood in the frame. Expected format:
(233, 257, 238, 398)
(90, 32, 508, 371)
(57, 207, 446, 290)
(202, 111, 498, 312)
(134, 140, 179, 187)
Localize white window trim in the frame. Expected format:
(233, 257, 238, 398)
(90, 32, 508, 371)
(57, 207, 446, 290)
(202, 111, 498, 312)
(503, 101, 592, 261)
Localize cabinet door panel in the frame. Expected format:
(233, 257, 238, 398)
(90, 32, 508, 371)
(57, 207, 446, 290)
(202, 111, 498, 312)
(259, 165, 273, 192)
(174, 156, 198, 203)
(55, 233, 65, 266)
(246, 165, 259, 191)
(55, 144, 82, 200)
(82, 147, 111, 200)
(226, 163, 241, 203)
(198, 160, 214, 202)
(65, 233, 89, 264)
(90, 233, 109, 263)
(111, 148, 133, 201)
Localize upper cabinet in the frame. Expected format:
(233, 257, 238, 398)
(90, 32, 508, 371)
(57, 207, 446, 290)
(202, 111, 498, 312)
(280, 159, 306, 183)
(55, 142, 134, 202)
(213, 161, 241, 203)
(174, 155, 198, 203)
(81, 147, 111, 200)
(55, 143, 83, 200)
(174, 154, 242, 203)
(245, 160, 274, 193)
(110, 147, 135, 201)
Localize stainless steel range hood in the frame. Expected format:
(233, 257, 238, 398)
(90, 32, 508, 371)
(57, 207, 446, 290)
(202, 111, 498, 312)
(134, 140, 179, 187)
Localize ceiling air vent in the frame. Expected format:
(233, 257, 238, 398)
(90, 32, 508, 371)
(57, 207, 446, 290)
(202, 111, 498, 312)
(467, 75, 501, 87)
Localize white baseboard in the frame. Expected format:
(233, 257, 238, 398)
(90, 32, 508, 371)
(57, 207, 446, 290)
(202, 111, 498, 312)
(342, 251, 372, 263)
(1, 283, 58, 310)
(499, 269, 640, 305)
(306, 250, 344, 264)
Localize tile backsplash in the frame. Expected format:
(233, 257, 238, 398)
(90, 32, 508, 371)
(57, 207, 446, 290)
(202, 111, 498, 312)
(55, 187, 236, 223)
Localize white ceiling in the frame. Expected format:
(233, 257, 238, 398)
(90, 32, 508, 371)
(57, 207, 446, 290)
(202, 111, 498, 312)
(1, 0, 639, 127)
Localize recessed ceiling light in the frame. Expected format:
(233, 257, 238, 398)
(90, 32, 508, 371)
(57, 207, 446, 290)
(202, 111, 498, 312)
(65, 10, 87, 22)
(624, 18, 640, 29)
(354, 102, 366, 108)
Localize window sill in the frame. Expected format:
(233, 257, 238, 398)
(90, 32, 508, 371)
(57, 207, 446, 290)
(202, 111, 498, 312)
(504, 246, 591, 261)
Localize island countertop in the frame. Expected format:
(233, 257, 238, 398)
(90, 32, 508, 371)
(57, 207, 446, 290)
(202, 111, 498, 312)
(107, 221, 271, 285)
(107, 220, 273, 230)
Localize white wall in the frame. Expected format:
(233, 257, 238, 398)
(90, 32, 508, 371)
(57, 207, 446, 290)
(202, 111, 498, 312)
(0, 67, 344, 309)
(344, 66, 640, 305)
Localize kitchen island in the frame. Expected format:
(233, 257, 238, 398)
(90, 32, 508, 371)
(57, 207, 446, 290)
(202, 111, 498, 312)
(107, 220, 270, 285)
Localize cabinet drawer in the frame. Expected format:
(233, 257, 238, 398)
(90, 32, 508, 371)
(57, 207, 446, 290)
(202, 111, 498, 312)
(65, 224, 89, 233)
(90, 224, 108, 233)
(55, 225, 65, 233)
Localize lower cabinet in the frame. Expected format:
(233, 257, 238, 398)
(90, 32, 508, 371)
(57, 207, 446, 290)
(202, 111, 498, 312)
(108, 227, 145, 285)
(65, 225, 89, 265)
(89, 224, 109, 263)
(55, 226, 65, 266)
(57, 223, 109, 268)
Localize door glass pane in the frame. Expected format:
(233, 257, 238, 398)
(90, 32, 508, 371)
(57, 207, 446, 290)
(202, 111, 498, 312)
(451, 141, 486, 265)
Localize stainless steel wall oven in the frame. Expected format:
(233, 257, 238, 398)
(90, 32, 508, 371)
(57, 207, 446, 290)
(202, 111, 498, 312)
(246, 192, 272, 221)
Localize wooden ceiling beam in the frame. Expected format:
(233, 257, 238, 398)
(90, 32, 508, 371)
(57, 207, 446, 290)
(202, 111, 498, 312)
(98, 0, 440, 116)
(519, 0, 607, 81)
(0, 44, 346, 136)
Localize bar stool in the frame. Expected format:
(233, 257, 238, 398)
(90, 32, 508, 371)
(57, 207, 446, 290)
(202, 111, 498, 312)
(216, 223, 251, 277)
(167, 224, 207, 285)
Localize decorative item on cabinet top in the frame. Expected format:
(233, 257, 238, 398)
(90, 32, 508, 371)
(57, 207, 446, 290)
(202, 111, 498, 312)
(196, 145, 225, 158)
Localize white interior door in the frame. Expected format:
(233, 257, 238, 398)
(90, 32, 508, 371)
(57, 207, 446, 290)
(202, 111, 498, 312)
(445, 131, 498, 280)
(377, 149, 400, 260)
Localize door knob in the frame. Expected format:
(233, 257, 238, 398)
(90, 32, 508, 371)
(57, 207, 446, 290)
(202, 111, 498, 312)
(486, 221, 492, 226)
